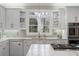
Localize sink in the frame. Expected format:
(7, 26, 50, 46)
(46, 37, 59, 39)
(32, 36, 59, 40)
(32, 37, 45, 40)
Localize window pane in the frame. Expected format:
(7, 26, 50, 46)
(42, 26, 49, 32)
(41, 18, 49, 26)
(53, 12, 59, 19)
(29, 18, 38, 25)
(29, 26, 38, 32)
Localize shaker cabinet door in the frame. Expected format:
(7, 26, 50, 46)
(2, 46, 9, 56)
(6, 9, 20, 29)
(0, 40, 9, 56)
(0, 46, 3, 56)
(10, 42, 24, 56)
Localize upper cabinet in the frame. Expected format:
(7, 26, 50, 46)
(0, 6, 6, 39)
(67, 7, 79, 23)
(0, 6, 6, 30)
(5, 8, 20, 30)
(52, 11, 60, 29)
(20, 11, 26, 29)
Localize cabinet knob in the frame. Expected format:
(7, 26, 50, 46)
(18, 43, 21, 46)
(3, 47, 5, 50)
(11, 23, 14, 28)
(0, 23, 2, 28)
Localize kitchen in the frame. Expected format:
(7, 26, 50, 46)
(0, 3, 79, 56)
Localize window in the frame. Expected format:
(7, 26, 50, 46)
(29, 18, 38, 32)
(41, 18, 49, 32)
(28, 11, 50, 34)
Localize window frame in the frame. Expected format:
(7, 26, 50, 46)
(26, 10, 59, 36)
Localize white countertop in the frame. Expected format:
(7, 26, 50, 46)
(0, 36, 67, 43)
(0, 37, 60, 40)
(0, 37, 32, 42)
(27, 44, 79, 56)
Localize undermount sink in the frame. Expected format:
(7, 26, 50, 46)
(32, 37, 45, 40)
(46, 37, 59, 39)
(32, 37, 59, 40)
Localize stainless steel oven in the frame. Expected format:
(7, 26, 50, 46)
(68, 23, 79, 39)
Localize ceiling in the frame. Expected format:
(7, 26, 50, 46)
(0, 3, 79, 8)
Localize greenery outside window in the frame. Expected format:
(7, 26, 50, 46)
(41, 18, 49, 33)
(29, 18, 38, 32)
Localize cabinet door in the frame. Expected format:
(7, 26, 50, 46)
(10, 41, 24, 56)
(0, 40, 9, 56)
(6, 9, 20, 29)
(69, 27, 76, 36)
(0, 45, 9, 56)
(67, 7, 79, 22)
(2, 41, 9, 56)
(24, 43, 31, 56)
(2, 45, 9, 56)
(0, 6, 5, 30)
(0, 45, 3, 56)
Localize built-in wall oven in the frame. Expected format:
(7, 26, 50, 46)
(68, 23, 79, 44)
(68, 23, 79, 39)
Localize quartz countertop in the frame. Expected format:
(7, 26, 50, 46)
(0, 36, 67, 43)
(1, 36, 64, 40)
(26, 44, 79, 56)
(0, 37, 32, 42)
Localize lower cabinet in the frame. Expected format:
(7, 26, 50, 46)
(0, 40, 9, 56)
(0, 45, 3, 56)
(2, 45, 9, 56)
(24, 42, 31, 56)
(10, 40, 24, 56)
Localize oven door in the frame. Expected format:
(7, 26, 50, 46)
(77, 26, 79, 37)
(68, 26, 76, 38)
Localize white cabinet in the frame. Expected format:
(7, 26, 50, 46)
(0, 40, 9, 56)
(2, 45, 9, 56)
(20, 11, 26, 29)
(10, 40, 24, 56)
(67, 7, 79, 23)
(6, 8, 20, 29)
(0, 6, 6, 39)
(24, 42, 31, 56)
(22, 40, 31, 56)
(0, 45, 3, 56)
(0, 6, 5, 30)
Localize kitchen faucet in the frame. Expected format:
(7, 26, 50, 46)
(38, 32, 41, 39)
